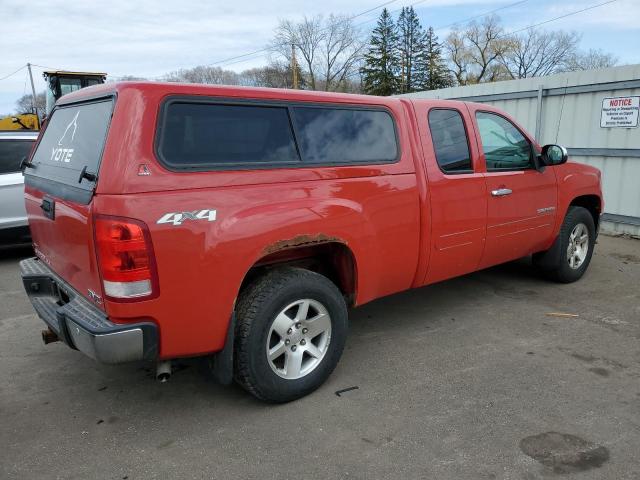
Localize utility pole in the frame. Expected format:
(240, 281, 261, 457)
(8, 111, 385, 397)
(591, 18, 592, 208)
(400, 52, 405, 94)
(291, 44, 299, 90)
(26, 63, 40, 128)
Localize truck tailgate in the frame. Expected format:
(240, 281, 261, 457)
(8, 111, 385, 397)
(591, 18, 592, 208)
(22, 97, 115, 309)
(25, 187, 104, 309)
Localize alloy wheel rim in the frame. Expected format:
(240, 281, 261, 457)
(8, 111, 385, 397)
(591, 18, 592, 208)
(266, 299, 332, 380)
(567, 223, 589, 269)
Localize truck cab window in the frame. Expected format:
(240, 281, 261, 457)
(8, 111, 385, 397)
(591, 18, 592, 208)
(159, 103, 300, 169)
(427, 109, 472, 173)
(293, 107, 398, 164)
(476, 112, 531, 171)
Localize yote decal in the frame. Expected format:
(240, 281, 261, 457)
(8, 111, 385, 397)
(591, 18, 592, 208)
(51, 111, 79, 163)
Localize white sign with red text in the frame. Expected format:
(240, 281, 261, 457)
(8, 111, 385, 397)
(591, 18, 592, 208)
(600, 96, 639, 128)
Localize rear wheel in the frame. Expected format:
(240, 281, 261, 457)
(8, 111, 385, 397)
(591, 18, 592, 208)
(533, 206, 596, 283)
(234, 267, 348, 402)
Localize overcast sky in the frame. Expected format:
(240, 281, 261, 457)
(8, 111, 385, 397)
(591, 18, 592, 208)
(1, 0, 639, 114)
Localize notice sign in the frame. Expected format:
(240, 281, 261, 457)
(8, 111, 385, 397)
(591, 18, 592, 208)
(600, 96, 639, 128)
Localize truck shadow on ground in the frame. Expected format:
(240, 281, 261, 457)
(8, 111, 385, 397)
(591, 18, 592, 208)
(349, 256, 548, 332)
(60, 256, 550, 409)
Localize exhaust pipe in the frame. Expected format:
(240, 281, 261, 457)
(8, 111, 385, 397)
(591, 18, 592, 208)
(156, 360, 172, 382)
(41, 328, 59, 345)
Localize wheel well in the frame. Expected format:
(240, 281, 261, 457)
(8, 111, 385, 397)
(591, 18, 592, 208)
(569, 195, 601, 229)
(239, 242, 357, 306)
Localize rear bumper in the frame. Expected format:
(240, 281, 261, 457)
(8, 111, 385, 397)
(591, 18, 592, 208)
(20, 257, 158, 364)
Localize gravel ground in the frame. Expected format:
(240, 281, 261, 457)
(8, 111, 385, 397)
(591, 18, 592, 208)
(1, 235, 639, 480)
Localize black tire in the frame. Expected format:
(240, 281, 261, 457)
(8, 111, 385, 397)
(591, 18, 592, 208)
(234, 267, 348, 402)
(533, 206, 596, 283)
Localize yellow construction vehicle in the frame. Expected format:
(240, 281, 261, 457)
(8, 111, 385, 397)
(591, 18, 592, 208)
(43, 71, 107, 114)
(2, 71, 107, 131)
(0, 113, 40, 131)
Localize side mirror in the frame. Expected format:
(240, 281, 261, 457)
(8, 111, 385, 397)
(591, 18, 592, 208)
(540, 144, 568, 166)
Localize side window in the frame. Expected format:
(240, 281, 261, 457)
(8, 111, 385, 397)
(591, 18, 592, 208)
(158, 102, 300, 169)
(427, 109, 472, 173)
(0, 140, 34, 174)
(293, 107, 397, 164)
(476, 112, 532, 171)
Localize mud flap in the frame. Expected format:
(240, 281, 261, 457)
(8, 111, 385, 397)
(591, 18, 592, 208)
(533, 234, 562, 270)
(206, 313, 235, 385)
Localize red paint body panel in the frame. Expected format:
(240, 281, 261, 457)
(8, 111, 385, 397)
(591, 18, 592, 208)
(553, 162, 603, 232)
(25, 187, 104, 311)
(96, 175, 420, 357)
(25, 82, 603, 360)
(480, 168, 558, 268)
(463, 103, 559, 269)
(411, 99, 488, 285)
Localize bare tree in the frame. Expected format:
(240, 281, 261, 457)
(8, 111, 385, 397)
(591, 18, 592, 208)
(15, 92, 46, 115)
(239, 60, 302, 88)
(321, 15, 364, 91)
(163, 66, 240, 85)
(117, 75, 148, 81)
(498, 30, 581, 79)
(272, 16, 323, 89)
(445, 30, 471, 85)
(445, 15, 510, 85)
(271, 14, 364, 91)
(564, 48, 618, 71)
(464, 16, 510, 83)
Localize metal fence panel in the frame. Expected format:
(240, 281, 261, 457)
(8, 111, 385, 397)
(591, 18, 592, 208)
(403, 64, 640, 235)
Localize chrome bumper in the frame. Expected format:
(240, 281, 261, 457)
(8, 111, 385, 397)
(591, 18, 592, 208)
(20, 257, 158, 364)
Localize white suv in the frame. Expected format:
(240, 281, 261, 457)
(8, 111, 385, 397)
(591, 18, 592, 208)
(0, 131, 38, 243)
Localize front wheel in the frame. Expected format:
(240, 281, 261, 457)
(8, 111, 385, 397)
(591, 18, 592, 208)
(234, 267, 348, 402)
(533, 206, 596, 283)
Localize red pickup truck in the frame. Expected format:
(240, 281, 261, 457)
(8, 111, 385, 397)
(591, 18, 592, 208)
(20, 82, 602, 402)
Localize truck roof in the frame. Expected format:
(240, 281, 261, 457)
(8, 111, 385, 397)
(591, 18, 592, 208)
(57, 81, 467, 108)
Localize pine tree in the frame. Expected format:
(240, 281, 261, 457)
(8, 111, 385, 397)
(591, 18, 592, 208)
(361, 8, 400, 96)
(397, 6, 427, 94)
(421, 27, 454, 90)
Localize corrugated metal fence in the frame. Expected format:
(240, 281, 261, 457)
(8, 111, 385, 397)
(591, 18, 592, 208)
(404, 64, 640, 236)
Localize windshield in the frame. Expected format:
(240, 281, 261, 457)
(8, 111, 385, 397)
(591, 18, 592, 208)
(60, 78, 83, 96)
(26, 98, 113, 203)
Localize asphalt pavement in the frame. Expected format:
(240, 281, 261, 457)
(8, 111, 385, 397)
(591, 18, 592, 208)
(1, 235, 639, 479)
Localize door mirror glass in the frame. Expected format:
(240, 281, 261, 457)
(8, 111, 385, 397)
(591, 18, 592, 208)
(541, 144, 568, 165)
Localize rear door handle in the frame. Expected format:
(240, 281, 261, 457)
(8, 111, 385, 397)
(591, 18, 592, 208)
(40, 197, 55, 220)
(491, 188, 512, 197)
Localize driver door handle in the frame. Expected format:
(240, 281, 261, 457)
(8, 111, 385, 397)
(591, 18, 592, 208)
(491, 188, 513, 197)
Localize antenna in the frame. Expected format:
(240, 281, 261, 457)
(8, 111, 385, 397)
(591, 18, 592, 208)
(555, 78, 569, 144)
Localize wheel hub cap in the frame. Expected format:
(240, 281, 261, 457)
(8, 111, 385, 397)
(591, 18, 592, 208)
(567, 223, 589, 270)
(288, 329, 303, 345)
(266, 299, 332, 380)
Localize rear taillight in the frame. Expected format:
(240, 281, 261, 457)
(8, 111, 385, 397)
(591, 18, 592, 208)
(94, 215, 159, 301)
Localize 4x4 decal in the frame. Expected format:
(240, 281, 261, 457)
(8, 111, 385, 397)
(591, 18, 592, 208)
(156, 209, 217, 226)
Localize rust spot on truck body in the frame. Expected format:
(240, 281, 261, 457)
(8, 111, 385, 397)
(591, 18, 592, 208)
(262, 234, 342, 256)
(248, 234, 356, 305)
